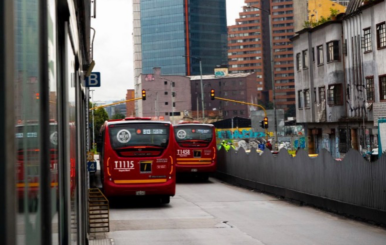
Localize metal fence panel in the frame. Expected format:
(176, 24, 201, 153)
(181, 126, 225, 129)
(217, 148, 386, 212)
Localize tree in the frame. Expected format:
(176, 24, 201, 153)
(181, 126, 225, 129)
(94, 107, 109, 135)
(112, 113, 125, 119)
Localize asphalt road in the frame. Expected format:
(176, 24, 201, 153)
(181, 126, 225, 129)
(107, 177, 386, 245)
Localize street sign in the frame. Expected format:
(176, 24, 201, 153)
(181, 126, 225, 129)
(87, 161, 97, 173)
(87, 151, 94, 161)
(85, 72, 101, 87)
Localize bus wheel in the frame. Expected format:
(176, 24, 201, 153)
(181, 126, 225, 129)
(160, 195, 170, 204)
(201, 173, 209, 181)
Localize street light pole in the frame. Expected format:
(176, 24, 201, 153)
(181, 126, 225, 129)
(183, 55, 204, 121)
(171, 82, 175, 124)
(90, 89, 95, 149)
(199, 59, 205, 121)
(268, 11, 278, 146)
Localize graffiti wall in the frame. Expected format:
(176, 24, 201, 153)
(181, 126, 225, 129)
(216, 128, 267, 152)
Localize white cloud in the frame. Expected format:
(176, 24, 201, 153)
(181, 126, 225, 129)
(92, 0, 244, 101)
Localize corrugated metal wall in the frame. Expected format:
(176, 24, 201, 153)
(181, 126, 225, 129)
(217, 148, 386, 212)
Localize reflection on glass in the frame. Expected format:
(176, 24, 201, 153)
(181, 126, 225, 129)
(15, 0, 41, 244)
(48, 0, 59, 243)
(66, 34, 78, 244)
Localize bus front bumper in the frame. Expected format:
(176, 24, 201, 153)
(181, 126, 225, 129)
(103, 178, 175, 197)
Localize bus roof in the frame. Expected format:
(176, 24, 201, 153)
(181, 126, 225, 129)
(173, 123, 214, 128)
(105, 120, 172, 126)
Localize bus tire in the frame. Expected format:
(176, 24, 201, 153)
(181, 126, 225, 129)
(160, 195, 170, 204)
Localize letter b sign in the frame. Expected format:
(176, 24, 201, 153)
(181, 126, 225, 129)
(85, 72, 101, 87)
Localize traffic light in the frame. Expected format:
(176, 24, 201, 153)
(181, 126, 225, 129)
(35, 93, 39, 100)
(260, 120, 264, 128)
(210, 89, 215, 100)
(142, 89, 146, 100)
(264, 117, 268, 129)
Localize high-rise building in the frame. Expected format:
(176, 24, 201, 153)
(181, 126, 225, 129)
(270, 0, 296, 113)
(133, 0, 228, 79)
(228, 0, 271, 102)
(228, 0, 296, 115)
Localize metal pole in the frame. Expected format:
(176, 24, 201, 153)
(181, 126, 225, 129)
(268, 13, 278, 147)
(171, 82, 175, 124)
(199, 59, 204, 121)
(196, 96, 199, 120)
(90, 90, 95, 149)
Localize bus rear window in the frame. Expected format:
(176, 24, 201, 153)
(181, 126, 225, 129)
(109, 123, 170, 149)
(15, 124, 58, 150)
(174, 126, 213, 142)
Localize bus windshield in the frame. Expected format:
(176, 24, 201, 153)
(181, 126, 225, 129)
(109, 123, 170, 149)
(174, 126, 213, 145)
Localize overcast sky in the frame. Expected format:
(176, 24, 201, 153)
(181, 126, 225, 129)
(91, 0, 244, 101)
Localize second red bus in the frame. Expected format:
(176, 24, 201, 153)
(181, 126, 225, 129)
(173, 123, 217, 179)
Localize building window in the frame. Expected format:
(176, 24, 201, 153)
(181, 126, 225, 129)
(296, 53, 302, 71)
(366, 77, 374, 102)
(164, 91, 168, 95)
(312, 47, 315, 62)
(319, 86, 326, 102)
(164, 81, 167, 85)
(317, 45, 324, 65)
(298, 90, 303, 108)
(377, 22, 386, 49)
(327, 84, 342, 105)
(233, 110, 238, 115)
(327, 41, 339, 62)
(224, 91, 228, 96)
(304, 89, 310, 107)
(379, 76, 386, 100)
(363, 28, 372, 52)
(240, 110, 244, 115)
(302, 50, 308, 69)
(165, 102, 168, 105)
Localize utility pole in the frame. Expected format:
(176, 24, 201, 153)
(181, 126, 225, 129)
(268, 11, 278, 146)
(196, 96, 199, 120)
(199, 59, 204, 121)
(183, 55, 204, 121)
(171, 82, 175, 124)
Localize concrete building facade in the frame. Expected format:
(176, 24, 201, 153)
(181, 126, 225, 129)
(135, 67, 192, 123)
(189, 72, 256, 120)
(292, 0, 386, 157)
(294, 0, 348, 33)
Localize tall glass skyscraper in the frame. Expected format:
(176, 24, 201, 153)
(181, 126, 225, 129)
(135, 0, 228, 76)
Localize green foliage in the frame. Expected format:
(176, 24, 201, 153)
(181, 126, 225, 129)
(330, 8, 339, 17)
(94, 107, 109, 134)
(111, 113, 125, 119)
(303, 15, 332, 29)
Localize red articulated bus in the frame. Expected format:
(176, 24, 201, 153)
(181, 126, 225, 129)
(173, 122, 217, 179)
(16, 121, 76, 211)
(99, 117, 176, 203)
